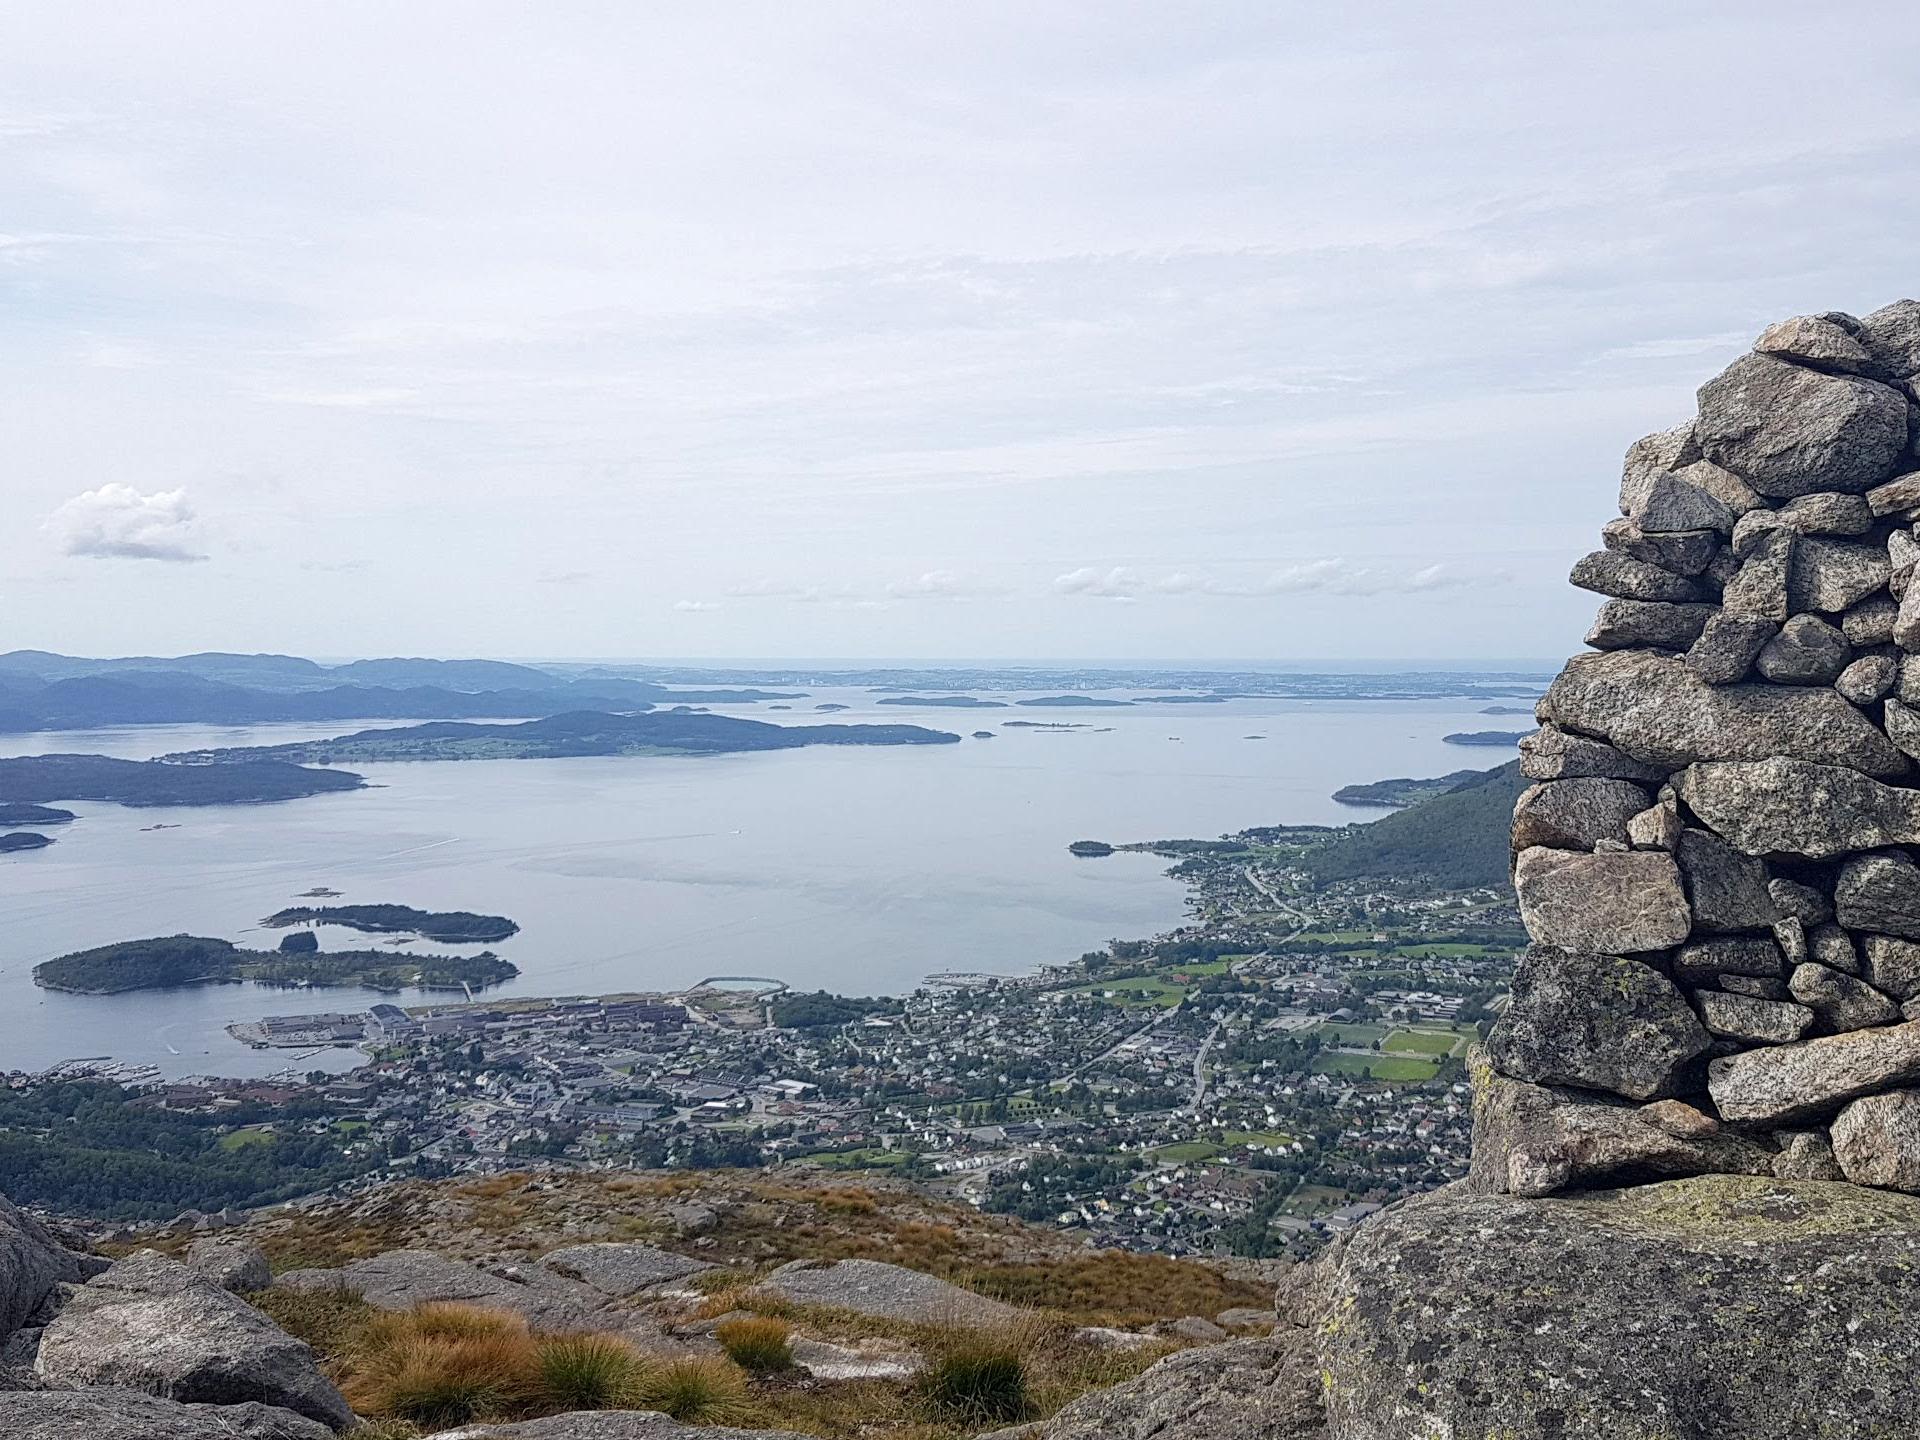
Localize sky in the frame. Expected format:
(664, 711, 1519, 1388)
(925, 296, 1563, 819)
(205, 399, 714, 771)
(4, 3, 1919, 663)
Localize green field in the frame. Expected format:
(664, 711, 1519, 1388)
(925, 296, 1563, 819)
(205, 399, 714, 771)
(218, 1127, 274, 1151)
(1220, 1130, 1293, 1148)
(809, 1147, 912, 1170)
(1152, 1141, 1220, 1164)
(1313, 1023, 1389, 1046)
(1068, 975, 1188, 1007)
(1383, 1029, 1465, 1056)
(1310, 1052, 1440, 1081)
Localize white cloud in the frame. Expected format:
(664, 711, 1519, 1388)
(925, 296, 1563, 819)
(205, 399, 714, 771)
(45, 484, 205, 562)
(672, 598, 720, 612)
(1052, 560, 1489, 600)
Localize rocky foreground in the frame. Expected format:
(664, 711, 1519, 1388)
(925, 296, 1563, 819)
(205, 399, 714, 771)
(11, 1170, 1920, 1438)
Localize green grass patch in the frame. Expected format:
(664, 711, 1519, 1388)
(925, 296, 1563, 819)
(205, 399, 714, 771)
(1310, 1053, 1439, 1081)
(1313, 1023, 1389, 1046)
(1383, 1029, 1463, 1056)
(218, 1127, 275, 1151)
(1067, 976, 1188, 1007)
(807, 1147, 911, 1170)
(1150, 1141, 1220, 1164)
(1219, 1130, 1293, 1149)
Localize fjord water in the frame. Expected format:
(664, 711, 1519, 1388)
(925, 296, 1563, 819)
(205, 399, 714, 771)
(0, 690, 1520, 1077)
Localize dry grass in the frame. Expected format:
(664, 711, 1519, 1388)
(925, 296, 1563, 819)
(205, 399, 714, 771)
(348, 1332, 538, 1428)
(248, 1283, 376, 1361)
(532, 1332, 651, 1411)
(715, 1315, 795, 1373)
(633, 1354, 751, 1425)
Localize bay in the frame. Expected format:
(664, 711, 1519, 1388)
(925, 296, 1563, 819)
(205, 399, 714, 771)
(0, 688, 1522, 1077)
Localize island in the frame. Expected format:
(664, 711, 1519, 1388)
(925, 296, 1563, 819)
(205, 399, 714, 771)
(813, 703, 850, 712)
(262, 903, 520, 944)
(0, 831, 53, 853)
(1477, 705, 1534, 715)
(1068, 840, 1115, 857)
(160, 710, 960, 765)
(877, 695, 1008, 708)
(0, 754, 364, 807)
(0, 802, 76, 827)
(33, 935, 519, 995)
(1137, 694, 1229, 704)
(1332, 769, 1488, 808)
(971, 730, 996, 739)
(1002, 721, 1088, 730)
(1016, 695, 1132, 707)
(1441, 731, 1530, 748)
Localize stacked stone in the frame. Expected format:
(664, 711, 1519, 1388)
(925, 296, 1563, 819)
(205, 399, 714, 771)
(1476, 301, 1920, 1199)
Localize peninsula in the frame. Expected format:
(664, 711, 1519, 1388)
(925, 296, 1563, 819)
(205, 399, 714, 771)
(1332, 768, 1488, 808)
(262, 904, 519, 944)
(0, 832, 53, 854)
(0, 803, 76, 827)
(0, 754, 364, 807)
(161, 710, 960, 765)
(34, 935, 519, 995)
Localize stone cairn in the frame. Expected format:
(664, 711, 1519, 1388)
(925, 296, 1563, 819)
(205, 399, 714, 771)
(1475, 300, 1920, 1198)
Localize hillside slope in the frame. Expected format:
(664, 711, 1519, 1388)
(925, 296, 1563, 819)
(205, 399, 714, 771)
(1301, 759, 1523, 889)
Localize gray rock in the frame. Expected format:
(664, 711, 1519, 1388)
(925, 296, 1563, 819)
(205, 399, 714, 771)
(1509, 779, 1648, 851)
(1836, 850, 1920, 937)
(1729, 506, 1788, 557)
(34, 1251, 351, 1429)
(539, 1243, 716, 1298)
(1600, 517, 1719, 576)
(1584, 599, 1715, 650)
(0, 1390, 334, 1440)
(0, 1194, 90, 1343)
(788, 1336, 921, 1381)
(437, 1415, 811, 1440)
(753, 1258, 1018, 1326)
(1696, 991, 1812, 1045)
(1771, 1130, 1844, 1181)
(1675, 758, 1920, 859)
(1864, 935, 1920, 1000)
(1811, 921, 1860, 974)
(1778, 490, 1876, 535)
(1486, 946, 1708, 1101)
(1831, 1089, 1920, 1191)
(1517, 724, 1667, 783)
(1674, 458, 1766, 518)
(1857, 298, 1920, 382)
(1696, 351, 1909, 496)
(1156, 1315, 1230, 1343)
(1776, 915, 1808, 968)
(1540, 650, 1905, 777)
(1626, 799, 1682, 850)
(1720, 527, 1793, 620)
(1868, 469, 1920, 517)
(1618, 422, 1703, 514)
(1570, 550, 1701, 603)
(1788, 536, 1892, 613)
(1886, 698, 1920, 762)
(1215, 1307, 1279, 1329)
(1467, 1061, 1772, 1197)
(1512, 848, 1692, 955)
(1842, 593, 1899, 645)
(1893, 531, 1920, 601)
(995, 1334, 1324, 1440)
(1674, 827, 1777, 931)
(1895, 578, 1920, 651)
(276, 1248, 625, 1332)
(1628, 470, 1734, 533)
(1754, 613, 1850, 684)
(1755, 314, 1873, 371)
(1718, 973, 1789, 1000)
(1767, 876, 1831, 924)
(1673, 935, 1784, 985)
(1682, 612, 1777, 685)
(1708, 1020, 1920, 1123)
(1837, 653, 1897, 704)
(185, 1238, 270, 1294)
(1320, 1175, 1920, 1440)
(1789, 962, 1898, 1031)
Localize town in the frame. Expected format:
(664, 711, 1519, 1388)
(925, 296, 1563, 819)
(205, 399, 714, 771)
(4, 821, 1521, 1259)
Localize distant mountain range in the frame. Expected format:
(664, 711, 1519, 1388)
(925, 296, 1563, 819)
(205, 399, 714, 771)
(0, 650, 798, 732)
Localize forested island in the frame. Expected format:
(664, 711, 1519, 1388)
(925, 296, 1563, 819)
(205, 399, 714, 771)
(1017, 695, 1132, 707)
(263, 903, 519, 943)
(1440, 730, 1529, 747)
(0, 832, 53, 853)
(0, 802, 75, 826)
(34, 935, 519, 994)
(163, 709, 960, 765)
(877, 695, 1008, 708)
(0, 754, 364, 806)
(1332, 769, 1487, 808)
(1068, 840, 1115, 856)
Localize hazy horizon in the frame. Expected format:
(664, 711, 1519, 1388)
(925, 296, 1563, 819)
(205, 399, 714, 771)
(8, 3, 1918, 661)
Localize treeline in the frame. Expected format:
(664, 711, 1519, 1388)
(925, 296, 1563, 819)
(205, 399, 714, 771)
(0, 1081, 376, 1220)
(263, 904, 519, 944)
(770, 990, 895, 1030)
(34, 934, 519, 994)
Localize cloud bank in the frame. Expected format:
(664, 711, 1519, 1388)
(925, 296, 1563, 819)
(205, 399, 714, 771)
(45, 484, 205, 562)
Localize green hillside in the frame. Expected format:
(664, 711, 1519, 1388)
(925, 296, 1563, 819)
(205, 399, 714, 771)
(1302, 760, 1524, 889)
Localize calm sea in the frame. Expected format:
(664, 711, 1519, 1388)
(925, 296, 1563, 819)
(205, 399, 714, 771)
(0, 688, 1524, 1077)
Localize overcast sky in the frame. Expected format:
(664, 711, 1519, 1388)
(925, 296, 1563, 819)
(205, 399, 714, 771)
(5, 3, 1918, 663)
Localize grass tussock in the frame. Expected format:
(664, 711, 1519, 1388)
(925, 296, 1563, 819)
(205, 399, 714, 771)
(917, 1323, 1035, 1425)
(636, 1354, 750, 1425)
(532, 1332, 650, 1411)
(715, 1315, 794, 1373)
(350, 1332, 536, 1429)
(247, 1283, 376, 1361)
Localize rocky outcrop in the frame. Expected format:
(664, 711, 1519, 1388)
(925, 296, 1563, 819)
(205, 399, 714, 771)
(1, 1193, 96, 1341)
(538, 1242, 717, 1297)
(185, 1238, 271, 1293)
(277, 1247, 631, 1332)
(0, 1389, 335, 1439)
(1490, 303, 1920, 1197)
(1319, 1175, 1920, 1439)
(435, 1416, 810, 1439)
(34, 1251, 352, 1429)
(751, 1257, 1019, 1326)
